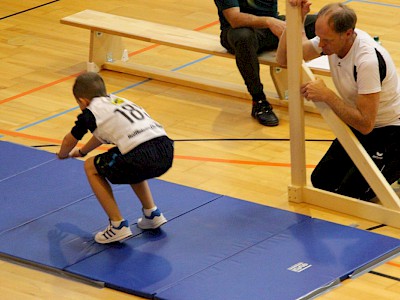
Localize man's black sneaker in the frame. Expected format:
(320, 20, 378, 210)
(251, 101, 279, 126)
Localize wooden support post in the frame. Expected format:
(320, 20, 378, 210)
(286, 1, 306, 203)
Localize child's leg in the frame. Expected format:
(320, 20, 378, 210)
(130, 180, 156, 209)
(84, 157, 124, 221)
(131, 180, 167, 229)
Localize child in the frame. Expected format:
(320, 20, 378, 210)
(57, 72, 174, 244)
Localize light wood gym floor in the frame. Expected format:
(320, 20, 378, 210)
(1, 0, 400, 299)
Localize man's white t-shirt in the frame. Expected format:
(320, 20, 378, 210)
(310, 29, 400, 127)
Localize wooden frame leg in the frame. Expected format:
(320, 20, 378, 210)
(88, 31, 123, 72)
(270, 66, 288, 100)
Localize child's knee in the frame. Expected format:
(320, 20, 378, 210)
(84, 157, 97, 174)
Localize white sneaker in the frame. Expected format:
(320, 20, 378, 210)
(137, 208, 167, 229)
(94, 220, 133, 244)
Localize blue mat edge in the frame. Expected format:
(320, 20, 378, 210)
(2, 141, 400, 300)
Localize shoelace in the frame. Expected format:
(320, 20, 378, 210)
(256, 104, 272, 114)
(101, 224, 116, 239)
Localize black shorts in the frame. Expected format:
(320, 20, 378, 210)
(94, 136, 174, 184)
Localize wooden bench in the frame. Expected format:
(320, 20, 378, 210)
(60, 9, 330, 112)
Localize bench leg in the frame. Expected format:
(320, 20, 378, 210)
(270, 66, 288, 100)
(88, 31, 124, 72)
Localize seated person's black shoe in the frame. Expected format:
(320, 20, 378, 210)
(251, 100, 279, 126)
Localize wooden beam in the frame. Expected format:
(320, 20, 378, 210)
(103, 60, 319, 113)
(303, 187, 400, 228)
(286, 1, 307, 202)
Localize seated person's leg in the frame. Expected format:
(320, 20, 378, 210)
(221, 27, 279, 126)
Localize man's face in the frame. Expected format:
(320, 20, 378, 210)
(315, 16, 349, 57)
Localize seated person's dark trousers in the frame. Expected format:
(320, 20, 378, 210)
(220, 15, 317, 101)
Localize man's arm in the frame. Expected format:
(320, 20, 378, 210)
(276, 0, 319, 66)
(276, 29, 320, 66)
(301, 78, 380, 134)
(222, 7, 285, 37)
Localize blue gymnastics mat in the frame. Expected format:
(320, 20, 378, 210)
(1, 140, 400, 299)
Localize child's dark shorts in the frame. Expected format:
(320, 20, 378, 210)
(94, 136, 174, 184)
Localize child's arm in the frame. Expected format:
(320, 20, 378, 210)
(69, 135, 103, 158)
(57, 132, 78, 159)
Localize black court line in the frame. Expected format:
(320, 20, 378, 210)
(31, 138, 333, 148)
(0, 0, 60, 20)
(173, 138, 334, 142)
(366, 224, 387, 231)
(32, 144, 60, 148)
(369, 271, 400, 282)
(365, 224, 400, 282)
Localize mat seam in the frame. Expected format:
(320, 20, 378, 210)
(0, 157, 57, 183)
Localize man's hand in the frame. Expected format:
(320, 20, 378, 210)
(301, 78, 332, 102)
(268, 17, 286, 38)
(288, 0, 312, 21)
(69, 148, 82, 158)
(288, 0, 301, 5)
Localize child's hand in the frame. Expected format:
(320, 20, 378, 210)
(56, 152, 70, 159)
(69, 148, 81, 158)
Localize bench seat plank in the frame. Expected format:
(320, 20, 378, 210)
(61, 10, 238, 59)
(61, 9, 329, 71)
(60, 9, 329, 108)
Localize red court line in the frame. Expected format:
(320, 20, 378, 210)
(0, 128, 308, 167)
(0, 129, 74, 147)
(175, 154, 316, 168)
(0, 72, 82, 105)
(387, 261, 400, 268)
(194, 20, 220, 31)
(128, 44, 160, 57)
(0, 129, 106, 151)
(1, 20, 220, 104)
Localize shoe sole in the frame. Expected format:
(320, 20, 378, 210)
(95, 231, 133, 244)
(259, 121, 279, 127)
(137, 218, 167, 230)
(251, 114, 279, 127)
(252, 116, 279, 127)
